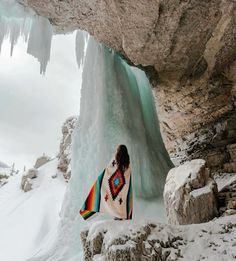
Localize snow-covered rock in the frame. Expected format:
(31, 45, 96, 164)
(164, 159, 218, 225)
(0, 161, 11, 187)
(0, 178, 8, 188)
(215, 173, 236, 216)
(57, 116, 77, 181)
(21, 168, 38, 192)
(81, 216, 236, 261)
(34, 155, 51, 169)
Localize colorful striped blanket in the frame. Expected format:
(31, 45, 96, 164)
(80, 160, 133, 220)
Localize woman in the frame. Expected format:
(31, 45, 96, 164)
(80, 145, 133, 220)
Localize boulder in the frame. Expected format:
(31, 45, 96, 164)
(164, 159, 218, 225)
(0, 178, 8, 188)
(22, 179, 33, 192)
(34, 155, 51, 169)
(21, 168, 38, 192)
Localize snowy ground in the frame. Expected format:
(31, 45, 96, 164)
(1, 157, 236, 261)
(0, 159, 66, 261)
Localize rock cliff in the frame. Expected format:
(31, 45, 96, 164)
(57, 116, 77, 181)
(19, 0, 236, 170)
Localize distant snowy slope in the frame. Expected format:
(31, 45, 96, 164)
(0, 159, 66, 261)
(0, 160, 9, 168)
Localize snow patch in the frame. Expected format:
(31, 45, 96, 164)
(0, 159, 66, 261)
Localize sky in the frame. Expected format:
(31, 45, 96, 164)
(0, 32, 81, 171)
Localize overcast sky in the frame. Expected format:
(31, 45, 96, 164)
(0, 32, 81, 170)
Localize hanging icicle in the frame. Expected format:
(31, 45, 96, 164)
(0, 0, 53, 74)
(9, 19, 20, 56)
(27, 16, 53, 74)
(75, 30, 89, 69)
(0, 17, 6, 53)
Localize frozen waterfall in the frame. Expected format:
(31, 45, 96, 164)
(72, 37, 173, 199)
(29, 36, 173, 261)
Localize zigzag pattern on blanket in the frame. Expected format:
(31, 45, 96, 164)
(80, 170, 105, 220)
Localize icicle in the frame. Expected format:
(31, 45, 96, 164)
(0, 0, 32, 56)
(0, 0, 53, 74)
(9, 20, 20, 56)
(27, 16, 53, 74)
(75, 30, 87, 69)
(21, 17, 31, 42)
(0, 17, 6, 53)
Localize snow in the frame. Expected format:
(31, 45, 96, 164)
(0, 159, 66, 261)
(190, 182, 212, 198)
(165, 159, 205, 196)
(215, 173, 236, 192)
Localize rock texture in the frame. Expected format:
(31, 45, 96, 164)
(81, 217, 236, 261)
(21, 168, 38, 192)
(57, 116, 77, 181)
(34, 154, 51, 169)
(215, 173, 236, 216)
(0, 177, 8, 188)
(20, 0, 236, 168)
(0, 162, 16, 187)
(164, 159, 218, 225)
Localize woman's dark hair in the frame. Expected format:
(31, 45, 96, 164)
(115, 145, 130, 172)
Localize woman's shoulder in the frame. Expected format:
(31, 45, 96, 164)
(106, 158, 117, 172)
(125, 163, 131, 173)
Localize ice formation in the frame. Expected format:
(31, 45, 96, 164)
(75, 30, 88, 69)
(27, 15, 53, 74)
(0, 0, 52, 74)
(29, 36, 173, 261)
(72, 37, 173, 199)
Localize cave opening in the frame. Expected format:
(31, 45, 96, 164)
(0, 2, 174, 260)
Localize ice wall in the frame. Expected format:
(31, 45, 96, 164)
(0, 0, 52, 74)
(29, 36, 173, 261)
